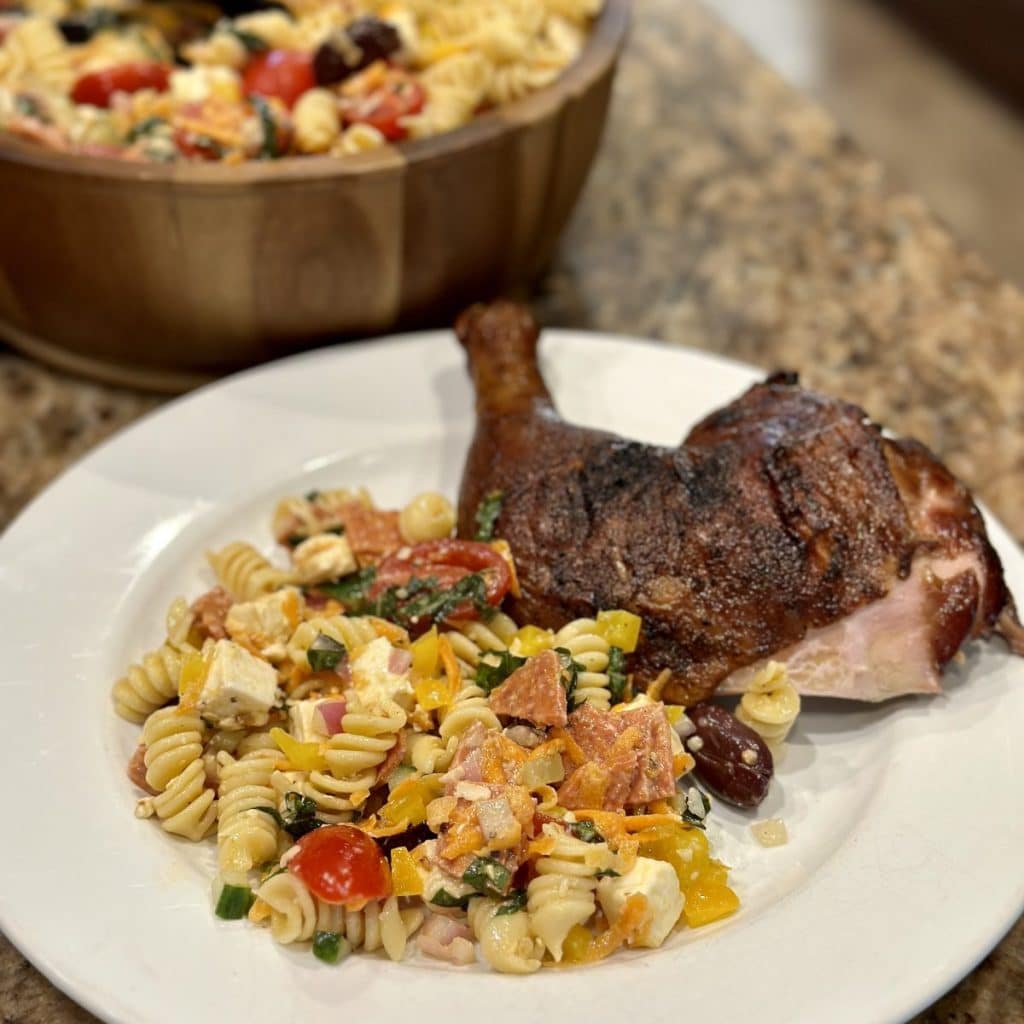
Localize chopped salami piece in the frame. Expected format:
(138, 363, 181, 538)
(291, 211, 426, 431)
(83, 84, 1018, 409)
(566, 702, 626, 760)
(126, 744, 156, 795)
(374, 730, 407, 786)
(190, 585, 233, 641)
(563, 702, 677, 809)
(337, 501, 402, 564)
(488, 649, 567, 728)
(620, 705, 676, 804)
(443, 720, 489, 793)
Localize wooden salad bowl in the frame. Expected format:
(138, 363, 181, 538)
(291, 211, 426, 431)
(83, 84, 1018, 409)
(0, 0, 630, 391)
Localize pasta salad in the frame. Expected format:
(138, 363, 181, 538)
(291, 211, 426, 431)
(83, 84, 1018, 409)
(0, 0, 603, 163)
(114, 485, 747, 972)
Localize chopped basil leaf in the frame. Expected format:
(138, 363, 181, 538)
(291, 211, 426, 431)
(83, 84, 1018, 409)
(607, 646, 628, 703)
(473, 490, 503, 541)
(594, 868, 620, 879)
(215, 883, 254, 920)
(429, 887, 469, 909)
(126, 116, 166, 143)
(475, 649, 527, 694)
(555, 647, 584, 709)
(257, 791, 325, 838)
(14, 94, 45, 120)
(462, 856, 512, 898)
(228, 25, 269, 52)
(250, 94, 278, 159)
(682, 788, 711, 830)
(568, 819, 603, 844)
(315, 566, 377, 605)
(493, 889, 528, 916)
(313, 930, 349, 964)
(307, 633, 345, 673)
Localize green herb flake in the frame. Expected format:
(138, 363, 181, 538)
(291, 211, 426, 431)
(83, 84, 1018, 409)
(229, 25, 269, 52)
(568, 819, 604, 844)
(257, 791, 325, 838)
(462, 856, 512, 898)
(493, 889, 528, 916)
(681, 789, 711, 830)
(307, 633, 345, 673)
(429, 887, 469, 909)
(473, 490, 504, 541)
(475, 649, 527, 694)
(251, 94, 278, 159)
(215, 883, 255, 920)
(313, 930, 349, 965)
(304, 489, 322, 502)
(315, 567, 377, 606)
(14, 94, 45, 120)
(555, 647, 584, 709)
(594, 868, 620, 879)
(126, 115, 166, 143)
(607, 645, 628, 703)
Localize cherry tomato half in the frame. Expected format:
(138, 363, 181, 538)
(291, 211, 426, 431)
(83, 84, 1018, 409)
(341, 68, 425, 141)
(71, 62, 172, 108)
(371, 539, 511, 620)
(243, 49, 315, 109)
(287, 825, 391, 907)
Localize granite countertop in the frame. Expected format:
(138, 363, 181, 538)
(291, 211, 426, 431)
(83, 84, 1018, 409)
(1, 0, 1022, 1020)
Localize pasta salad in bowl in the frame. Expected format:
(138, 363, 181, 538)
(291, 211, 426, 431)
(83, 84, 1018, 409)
(115, 484, 772, 972)
(0, 0, 603, 162)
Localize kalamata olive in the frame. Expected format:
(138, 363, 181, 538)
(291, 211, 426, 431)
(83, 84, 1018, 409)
(688, 702, 773, 808)
(57, 8, 121, 43)
(312, 15, 401, 85)
(372, 821, 432, 856)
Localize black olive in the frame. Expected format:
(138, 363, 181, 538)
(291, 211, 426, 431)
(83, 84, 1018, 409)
(688, 702, 774, 808)
(312, 15, 401, 86)
(57, 8, 122, 43)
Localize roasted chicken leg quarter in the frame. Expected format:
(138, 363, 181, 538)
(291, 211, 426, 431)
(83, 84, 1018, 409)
(455, 301, 1024, 705)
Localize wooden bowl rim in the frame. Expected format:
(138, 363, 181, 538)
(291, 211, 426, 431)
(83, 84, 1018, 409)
(0, 0, 630, 188)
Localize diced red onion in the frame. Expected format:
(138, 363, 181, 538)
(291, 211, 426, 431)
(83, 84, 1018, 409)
(388, 647, 412, 675)
(315, 699, 347, 736)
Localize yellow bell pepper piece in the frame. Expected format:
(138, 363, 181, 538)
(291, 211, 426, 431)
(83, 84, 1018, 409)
(177, 650, 209, 710)
(410, 627, 439, 678)
(664, 705, 685, 726)
(513, 625, 554, 656)
(561, 924, 593, 963)
(380, 777, 430, 827)
(414, 675, 456, 711)
(270, 726, 327, 772)
(389, 846, 423, 897)
(596, 610, 642, 653)
(683, 874, 739, 927)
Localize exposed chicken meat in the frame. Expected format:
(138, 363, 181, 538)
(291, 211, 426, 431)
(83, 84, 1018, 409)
(455, 301, 1023, 704)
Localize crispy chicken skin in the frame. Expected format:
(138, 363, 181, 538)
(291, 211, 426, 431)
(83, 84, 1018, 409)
(455, 301, 1023, 705)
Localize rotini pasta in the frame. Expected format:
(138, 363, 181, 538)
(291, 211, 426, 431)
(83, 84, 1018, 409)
(111, 639, 191, 723)
(735, 662, 801, 748)
(207, 541, 294, 601)
(217, 749, 281, 883)
(468, 897, 542, 974)
(140, 706, 206, 792)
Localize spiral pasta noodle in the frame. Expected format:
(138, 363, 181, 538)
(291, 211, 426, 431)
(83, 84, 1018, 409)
(217, 750, 281, 883)
(407, 731, 454, 774)
(0, 17, 72, 92)
(323, 700, 406, 811)
(468, 897, 542, 974)
(111, 640, 192, 724)
(438, 682, 500, 744)
(141, 707, 207, 792)
(527, 830, 618, 961)
(254, 870, 318, 944)
(138, 758, 218, 841)
(443, 612, 518, 677)
(735, 662, 801, 747)
(271, 487, 371, 544)
(207, 542, 294, 601)
(316, 895, 422, 960)
(553, 618, 611, 710)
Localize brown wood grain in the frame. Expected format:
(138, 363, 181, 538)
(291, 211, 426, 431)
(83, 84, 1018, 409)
(0, 0, 630, 389)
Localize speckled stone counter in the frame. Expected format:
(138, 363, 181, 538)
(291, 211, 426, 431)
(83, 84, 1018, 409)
(2, 1, 1022, 1021)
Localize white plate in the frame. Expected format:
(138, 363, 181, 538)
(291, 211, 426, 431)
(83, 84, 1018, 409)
(1, 330, 1022, 1024)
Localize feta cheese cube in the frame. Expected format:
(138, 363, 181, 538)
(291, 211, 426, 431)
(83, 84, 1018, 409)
(169, 65, 241, 104)
(291, 533, 357, 585)
(350, 636, 413, 713)
(597, 856, 684, 949)
(226, 587, 302, 661)
(288, 699, 328, 743)
(198, 639, 279, 724)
